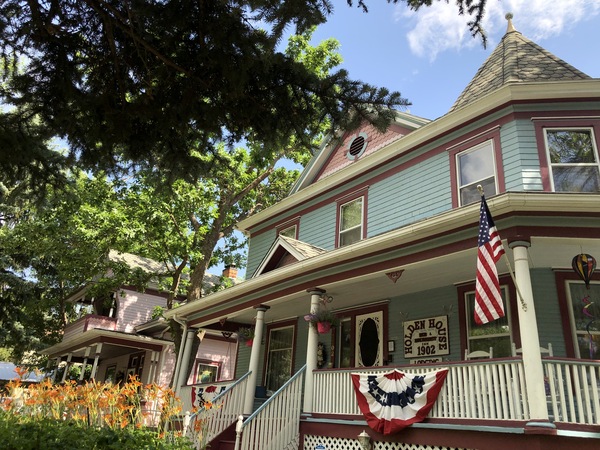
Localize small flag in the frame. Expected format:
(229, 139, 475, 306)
(474, 196, 505, 325)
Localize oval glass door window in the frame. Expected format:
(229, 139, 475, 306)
(355, 311, 383, 367)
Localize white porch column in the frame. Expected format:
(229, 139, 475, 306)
(303, 288, 324, 415)
(243, 304, 270, 415)
(176, 328, 197, 393)
(61, 353, 73, 383)
(79, 347, 91, 382)
(90, 343, 103, 380)
(52, 357, 61, 382)
(509, 240, 550, 423)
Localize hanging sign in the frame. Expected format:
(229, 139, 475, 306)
(403, 315, 449, 359)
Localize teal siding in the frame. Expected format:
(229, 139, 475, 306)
(530, 268, 566, 357)
(298, 203, 336, 250)
(369, 153, 452, 237)
(501, 120, 543, 191)
(387, 286, 460, 364)
(246, 228, 277, 278)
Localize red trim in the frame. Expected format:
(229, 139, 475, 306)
(189, 220, 600, 326)
(262, 319, 297, 388)
(448, 126, 505, 208)
(276, 217, 300, 239)
(532, 117, 600, 191)
(554, 270, 600, 358)
(335, 188, 368, 249)
(246, 105, 600, 239)
(457, 274, 519, 357)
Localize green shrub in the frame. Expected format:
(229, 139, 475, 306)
(0, 411, 194, 450)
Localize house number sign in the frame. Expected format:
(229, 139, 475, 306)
(403, 315, 449, 359)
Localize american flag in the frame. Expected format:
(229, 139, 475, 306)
(474, 196, 506, 325)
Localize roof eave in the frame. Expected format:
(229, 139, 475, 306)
(236, 79, 600, 234)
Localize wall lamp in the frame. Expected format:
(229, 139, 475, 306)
(357, 430, 372, 450)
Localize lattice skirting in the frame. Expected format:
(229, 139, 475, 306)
(304, 435, 473, 450)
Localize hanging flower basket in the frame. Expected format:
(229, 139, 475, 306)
(304, 310, 339, 334)
(237, 327, 254, 346)
(317, 321, 331, 334)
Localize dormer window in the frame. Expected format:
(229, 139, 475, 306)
(544, 128, 600, 192)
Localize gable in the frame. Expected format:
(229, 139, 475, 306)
(314, 122, 410, 182)
(253, 235, 326, 277)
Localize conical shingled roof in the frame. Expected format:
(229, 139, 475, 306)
(449, 15, 591, 113)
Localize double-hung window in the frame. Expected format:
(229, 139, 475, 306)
(544, 128, 600, 192)
(565, 281, 600, 359)
(457, 140, 497, 205)
(338, 197, 364, 247)
(464, 286, 513, 357)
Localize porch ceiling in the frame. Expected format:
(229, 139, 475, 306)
(210, 235, 600, 327)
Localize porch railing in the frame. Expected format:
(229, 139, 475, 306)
(312, 358, 600, 425)
(313, 360, 529, 421)
(184, 372, 251, 448)
(235, 365, 306, 450)
(544, 358, 600, 424)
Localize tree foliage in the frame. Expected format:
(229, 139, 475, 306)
(0, 0, 488, 185)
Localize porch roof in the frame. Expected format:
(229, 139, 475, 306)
(167, 192, 600, 327)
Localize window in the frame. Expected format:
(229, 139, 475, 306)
(565, 281, 600, 359)
(338, 197, 364, 247)
(544, 128, 600, 192)
(457, 140, 497, 205)
(194, 361, 220, 384)
(264, 325, 295, 393)
(279, 224, 297, 239)
(464, 286, 513, 357)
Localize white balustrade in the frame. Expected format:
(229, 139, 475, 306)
(238, 366, 306, 450)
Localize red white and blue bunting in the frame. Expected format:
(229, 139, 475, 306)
(351, 368, 448, 435)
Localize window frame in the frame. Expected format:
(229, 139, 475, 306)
(276, 218, 300, 240)
(457, 275, 519, 358)
(336, 189, 367, 248)
(543, 127, 600, 192)
(555, 270, 600, 358)
(533, 117, 600, 192)
(262, 319, 297, 392)
(448, 127, 504, 208)
(193, 359, 222, 384)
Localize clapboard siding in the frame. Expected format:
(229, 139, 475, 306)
(298, 203, 336, 250)
(369, 153, 451, 237)
(530, 268, 566, 357)
(501, 120, 543, 191)
(117, 289, 168, 333)
(187, 337, 237, 383)
(245, 228, 278, 279)
(387, 285, 460, 365)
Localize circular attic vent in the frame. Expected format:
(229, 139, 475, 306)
(346, 132, 368, 160)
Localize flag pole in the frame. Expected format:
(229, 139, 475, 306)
(477, 185, 527, 312)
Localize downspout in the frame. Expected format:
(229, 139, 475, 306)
(172, 315, 187, 396)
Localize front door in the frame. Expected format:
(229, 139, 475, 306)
(355, 310, 384, 367)
(264, 325, 295, 393)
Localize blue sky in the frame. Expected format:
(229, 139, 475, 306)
(310, 0, 600, 120)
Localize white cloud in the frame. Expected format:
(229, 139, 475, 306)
(398, 0, 600, 61)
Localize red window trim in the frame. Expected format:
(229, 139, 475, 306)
(448, 126, 505, 208)
(533, 118, 600, 191)
(554, 269, 600, 358)
(262, 319, 297, 387)
(276, 217, 300, 239)
(456, 275, 519, 358)
(335, 187, 368, 249)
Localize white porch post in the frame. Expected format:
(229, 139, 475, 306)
(303, 288, 324, 415)
(52, 357, 61, 382)
(79, 346, 91, 382)
(90, 343, 103, 380)
(243, 304, 270, 415)
(176, 328, 197, 393)
(509, 240, 550, 423)
(61, 353, 73, 383)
